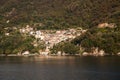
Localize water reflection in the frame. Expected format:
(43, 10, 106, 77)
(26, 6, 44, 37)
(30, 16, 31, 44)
(0, 56, 120, 80)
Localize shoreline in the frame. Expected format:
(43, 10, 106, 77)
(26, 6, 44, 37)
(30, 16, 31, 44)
(0, 54, 119, 57)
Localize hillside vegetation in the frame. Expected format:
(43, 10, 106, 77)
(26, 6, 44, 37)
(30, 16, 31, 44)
(0, 0, 120, 55)
(72, 27, 120, 55)
(0, 0, 120, 29)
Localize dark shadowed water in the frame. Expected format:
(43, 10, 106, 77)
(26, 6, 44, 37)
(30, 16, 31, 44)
(0, 56, 120, 80)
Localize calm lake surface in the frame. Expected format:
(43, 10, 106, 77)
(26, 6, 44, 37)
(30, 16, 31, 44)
(0, 56, 120, 80)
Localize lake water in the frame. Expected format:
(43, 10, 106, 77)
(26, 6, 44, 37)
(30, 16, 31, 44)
(0, 56, 120, 80)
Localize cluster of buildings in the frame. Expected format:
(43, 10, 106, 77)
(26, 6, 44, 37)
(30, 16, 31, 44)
(19, 25, 86, 55)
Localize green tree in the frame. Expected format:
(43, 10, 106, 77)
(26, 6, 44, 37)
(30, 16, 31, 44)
(72, 27, 120, 55)
(63, 42, 80, 55)
(0, 31, 34, 56)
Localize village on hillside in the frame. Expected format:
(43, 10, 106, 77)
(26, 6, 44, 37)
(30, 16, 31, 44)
(18, 25, 87, 55)
(3, 22, 119, 56)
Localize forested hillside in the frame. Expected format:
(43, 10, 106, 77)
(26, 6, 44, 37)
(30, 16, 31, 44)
(0, 0, 120, 29)
(0, 0, 120, 55)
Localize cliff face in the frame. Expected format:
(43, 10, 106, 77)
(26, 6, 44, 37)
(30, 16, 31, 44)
(0, 0, 120, 29)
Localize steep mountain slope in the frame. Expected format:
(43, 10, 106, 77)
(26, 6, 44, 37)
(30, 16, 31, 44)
(0, 0, 120, 55)
(0, 0, 120, 29)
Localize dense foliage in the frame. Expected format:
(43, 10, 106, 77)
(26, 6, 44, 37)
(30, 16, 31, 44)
(50, 42, 80, 55)
(0, 0, 120, 55)
(72, 27, 120, 55)
(0, 30, 37, 56)
(0, 0, 120, 29)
